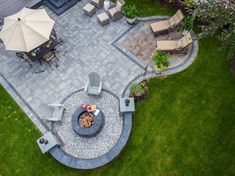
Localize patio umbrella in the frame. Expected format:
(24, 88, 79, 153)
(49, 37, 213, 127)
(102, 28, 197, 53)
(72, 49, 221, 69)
(0, 7, 55, 52)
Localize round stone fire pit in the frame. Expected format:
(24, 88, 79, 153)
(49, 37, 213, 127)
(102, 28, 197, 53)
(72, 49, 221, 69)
(71, 106, 104, 138)
(79, 112, 95, 128)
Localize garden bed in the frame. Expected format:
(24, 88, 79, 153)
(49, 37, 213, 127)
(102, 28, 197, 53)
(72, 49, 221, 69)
(129, 80, 149, 102)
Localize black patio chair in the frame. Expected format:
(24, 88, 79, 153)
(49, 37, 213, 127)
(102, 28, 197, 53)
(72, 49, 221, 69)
(51, 29, 57, 40)
(42, 50, 59, 67)
(16, 52, 32, 68)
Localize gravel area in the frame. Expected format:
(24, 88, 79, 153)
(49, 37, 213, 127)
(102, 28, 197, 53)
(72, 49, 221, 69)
(53, 90, 123, 159)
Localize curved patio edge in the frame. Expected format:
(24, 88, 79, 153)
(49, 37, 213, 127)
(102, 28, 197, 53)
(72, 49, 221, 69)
(121, 32, 199, 97)
(49, 113, 132, 169)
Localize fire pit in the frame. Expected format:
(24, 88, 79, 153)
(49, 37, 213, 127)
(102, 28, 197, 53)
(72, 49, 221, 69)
(71, 105, 104, 138)
(79, 112, 95, 128)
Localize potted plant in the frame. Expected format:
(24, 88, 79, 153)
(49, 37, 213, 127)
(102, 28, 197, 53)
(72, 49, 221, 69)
(31, 52, 36, 57)
(123, 5, 138, 25)
(152, 49, 170, 72)
(181, 15, 195, 35)
(46, 40, 52, 48)
(129, 81, 148, 102)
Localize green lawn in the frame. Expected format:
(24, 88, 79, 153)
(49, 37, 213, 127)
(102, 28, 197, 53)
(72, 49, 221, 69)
(125, 0, 175, 16)
(0, 1, 235, 176)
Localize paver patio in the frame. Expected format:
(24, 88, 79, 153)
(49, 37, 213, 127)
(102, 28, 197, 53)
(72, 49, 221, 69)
(0, 1, 143, 129)
(0, 0, 198, 169)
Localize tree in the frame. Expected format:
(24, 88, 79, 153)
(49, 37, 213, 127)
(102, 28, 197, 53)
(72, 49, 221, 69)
(195, 0, 235, 59)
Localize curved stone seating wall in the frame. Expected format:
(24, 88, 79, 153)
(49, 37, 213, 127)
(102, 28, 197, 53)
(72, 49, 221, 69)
(49, 113, 132, 169)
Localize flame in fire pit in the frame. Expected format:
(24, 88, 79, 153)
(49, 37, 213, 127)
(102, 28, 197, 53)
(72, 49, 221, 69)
(79, 112, 95, 128)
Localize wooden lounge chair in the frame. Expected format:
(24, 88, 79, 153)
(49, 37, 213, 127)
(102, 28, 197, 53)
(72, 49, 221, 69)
(84, 72, 102, 96)
(40, 103, 65, 122)
(108, 0, 125, 21)
(156, 32, 193, 54)
(150, 10, 184, 37)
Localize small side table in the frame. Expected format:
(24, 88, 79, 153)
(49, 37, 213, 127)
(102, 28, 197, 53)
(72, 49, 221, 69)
(97, 12, 110, 26)
(120, 98, 135, 113)
(83, 3, 96, 17)
(36, 132, 60, 154)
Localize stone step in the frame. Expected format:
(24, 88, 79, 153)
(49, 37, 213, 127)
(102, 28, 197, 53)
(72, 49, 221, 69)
(43, 0, 77, 15)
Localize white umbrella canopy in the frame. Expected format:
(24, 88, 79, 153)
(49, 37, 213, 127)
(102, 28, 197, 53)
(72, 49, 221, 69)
(0, 7, 55, 52)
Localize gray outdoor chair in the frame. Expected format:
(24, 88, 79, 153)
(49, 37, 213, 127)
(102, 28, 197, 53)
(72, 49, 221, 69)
(40, 103, 65, 121)
(84, 72, 102, 96)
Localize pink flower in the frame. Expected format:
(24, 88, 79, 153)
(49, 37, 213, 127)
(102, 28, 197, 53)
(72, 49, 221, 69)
(81, 104, 86, 109)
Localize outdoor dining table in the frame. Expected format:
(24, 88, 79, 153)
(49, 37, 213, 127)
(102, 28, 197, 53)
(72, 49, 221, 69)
(25, 37, 59, 62)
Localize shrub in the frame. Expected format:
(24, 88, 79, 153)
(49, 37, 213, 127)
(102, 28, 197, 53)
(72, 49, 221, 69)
(152, 49, 170, 71)
(181, 15, 195, 31)
(130, 83, 145, 97)
(124, 5, 138, 19)
(195, 1, 235, 60)
(184, 0, 196, 7)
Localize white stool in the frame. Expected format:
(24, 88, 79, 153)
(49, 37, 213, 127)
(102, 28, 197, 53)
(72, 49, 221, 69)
(83, 3, 96, 17)
(97, 12, 110, 26)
